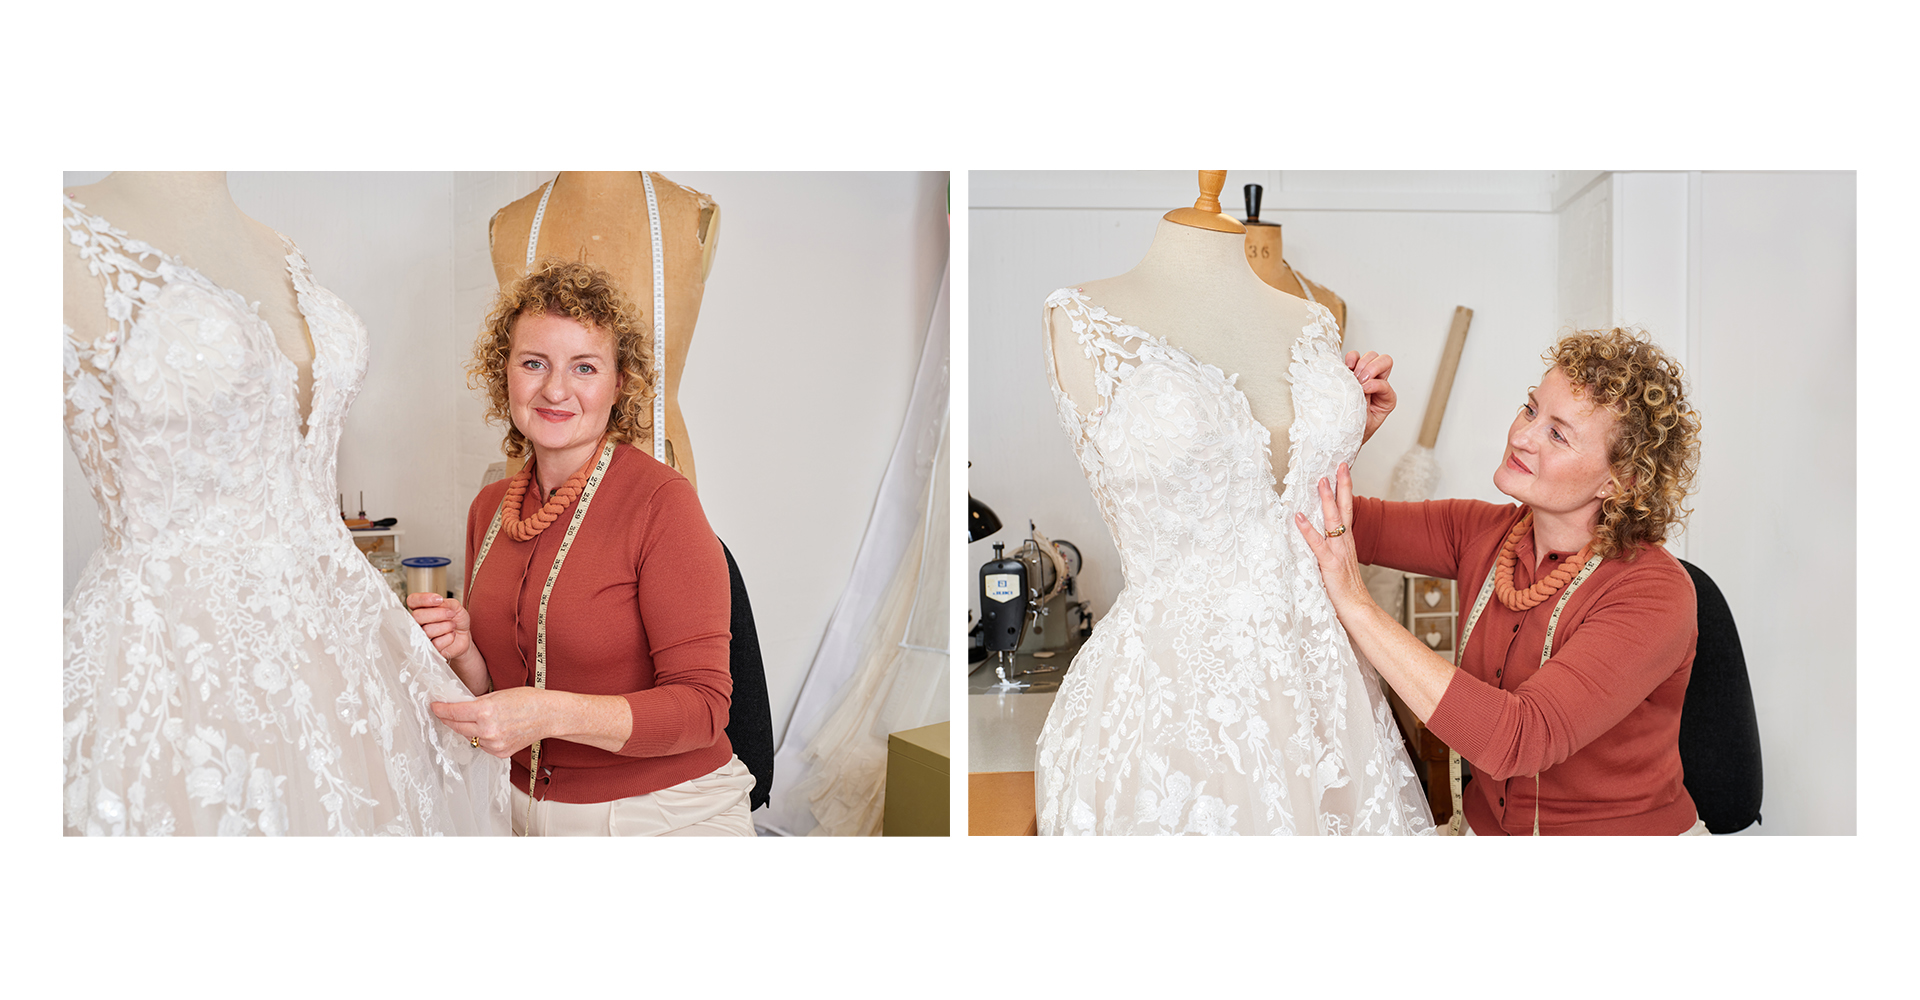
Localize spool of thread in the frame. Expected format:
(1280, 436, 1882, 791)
(402, 556, 451, 597)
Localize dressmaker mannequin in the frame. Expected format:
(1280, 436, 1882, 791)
(1241, 182, 1347, 340)
(63, 172, 317, 431)
(489, 172, 719, 490)
(1049, 170, 1321, 462)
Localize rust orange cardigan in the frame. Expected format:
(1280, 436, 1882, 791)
(1353, 497, 1699, 835)
(464, 444, 732, 804)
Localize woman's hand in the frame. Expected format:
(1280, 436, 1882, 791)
(1345, 350, 1396, 445)
(430, 687, 556, 759)
(430, 688, 635, 757)
(1294, 462, 1373, 619)
(408, 593, 488, 695)
(1296, 462, 1455, 723)
(407, 592, 472, 660)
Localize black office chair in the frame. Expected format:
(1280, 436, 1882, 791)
(722, 542, 775, 812)
(1676, 559, 1764, 833)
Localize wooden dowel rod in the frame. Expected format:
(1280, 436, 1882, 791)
(1417, 306, 1474, 449)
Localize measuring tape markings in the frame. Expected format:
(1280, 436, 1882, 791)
(1447, 528, 1603, 836)
(468, 436, 619, 835)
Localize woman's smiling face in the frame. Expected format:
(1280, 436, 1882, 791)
(1492, 367, 1619, 522)
(506, 311, 623, 464)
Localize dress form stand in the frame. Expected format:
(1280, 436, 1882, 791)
(1241, 183, 1347, 342)
(63, 172, 318, 431)
(489, 172, 719, 491)
(1049, 170, 1320, 456)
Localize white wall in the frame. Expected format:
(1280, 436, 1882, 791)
(967, 170, 1855, 835)
(1702, 172, 1857, 835)
(62, 171, 949, 764)
(1607, 172, 1856, 834)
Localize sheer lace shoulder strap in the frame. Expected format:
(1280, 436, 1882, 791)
(277, 233, 321, 309)
(1300, 299, 1342, 352)
(62, 194, 174, 373)
(1044, 287, 1152, 412)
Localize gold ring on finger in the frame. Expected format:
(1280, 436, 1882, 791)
(470, 736, 481, 748)
(1325, 524, 1348, 538)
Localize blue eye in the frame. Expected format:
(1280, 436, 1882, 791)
(523, 359, 545, 371)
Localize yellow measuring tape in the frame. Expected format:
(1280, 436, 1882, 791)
(467, 437, 619, 835)
(1448, 548, 1602, 836)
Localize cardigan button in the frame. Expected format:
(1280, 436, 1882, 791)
(1512, 624, 1519, 633)
(1499, 797, 1505, 807)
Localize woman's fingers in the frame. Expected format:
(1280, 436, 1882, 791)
(1361, 351, 1393, 385)
(433, 699, 485, 725)
(431, 690, 541, 758)
(1336, 463, 1356, 526)
(1294, 512, 1328, 561)
(409, 606, 455, 628)
(1317, 475, 1344, 531)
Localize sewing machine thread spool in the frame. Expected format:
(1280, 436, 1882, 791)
(402, 556, 451, 598)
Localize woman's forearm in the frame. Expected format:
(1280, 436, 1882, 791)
(447, 647, 492, 698)
(540, 690, 635, 753)
(1338, 595, 1457, 723)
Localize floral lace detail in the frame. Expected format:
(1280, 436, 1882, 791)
(62, 194, 509, 835)
(1035, 288, 1433, 835)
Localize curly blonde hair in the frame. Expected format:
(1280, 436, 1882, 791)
(1546, 328, 1701, 560)
(468, 259, 656, 460)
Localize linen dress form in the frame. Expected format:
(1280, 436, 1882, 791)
(61, 195, 510, 835)
(1036, 288, 1433, 835)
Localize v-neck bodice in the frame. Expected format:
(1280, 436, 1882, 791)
(63, 194, 361, 551)
(1041, 286, 1366, 586)
(1034, 286, 1431, 836)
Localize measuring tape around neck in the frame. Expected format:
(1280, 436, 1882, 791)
(467, 436, 619, 835)
(1447, 526, 1603, 836)
(525, 172, 669, 464)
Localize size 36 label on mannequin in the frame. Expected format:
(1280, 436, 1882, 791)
(984, 574, 1021, 603)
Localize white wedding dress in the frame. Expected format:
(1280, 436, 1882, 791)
(1036, 288, 1434, 835)
(61, 194, 510, 835)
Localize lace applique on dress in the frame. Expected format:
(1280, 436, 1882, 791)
(1034, 287, 1433, 835)
(61, 194, 509, 835)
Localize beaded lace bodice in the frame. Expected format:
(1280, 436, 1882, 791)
(1034, 287, 1432, 835)
(61, 194, 507, 835)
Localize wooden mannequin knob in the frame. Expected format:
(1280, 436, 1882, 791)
(1194, 170, 1227, 213)
(1164, 170, 1245, 233)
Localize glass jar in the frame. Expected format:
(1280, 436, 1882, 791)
(368, 551, 407, 605)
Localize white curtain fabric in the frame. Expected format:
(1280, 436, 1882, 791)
(756, 264, 950, 836)
(790, 419, 948, 835)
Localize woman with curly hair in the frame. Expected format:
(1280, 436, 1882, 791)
(408, 259, 753, 836)
(1298, 329, 1705, 835)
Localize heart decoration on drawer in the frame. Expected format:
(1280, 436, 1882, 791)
(1424, 630, 1445, 648)
(1424, 588, 1441, 608)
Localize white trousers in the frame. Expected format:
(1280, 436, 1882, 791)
(510, 755, 757, 837)
(1465, 815, 1711, 836)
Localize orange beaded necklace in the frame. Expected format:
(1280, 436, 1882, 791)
(498, 435, 609, 542)
(1493, 509, 1595, 611)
